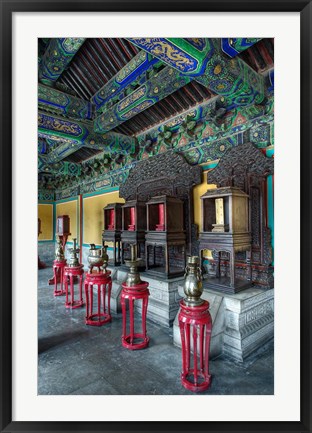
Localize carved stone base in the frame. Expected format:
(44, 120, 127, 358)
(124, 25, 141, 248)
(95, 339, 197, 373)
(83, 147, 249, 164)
(107, 266, 183, 327)
(173, 284, 274, 361)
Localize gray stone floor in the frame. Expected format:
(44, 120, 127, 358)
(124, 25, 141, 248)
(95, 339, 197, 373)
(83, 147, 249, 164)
(38, 266, 274, 395)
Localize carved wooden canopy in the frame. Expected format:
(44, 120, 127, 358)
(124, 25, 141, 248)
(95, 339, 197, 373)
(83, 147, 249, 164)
(208, 142, 274, 188)
(120, 151, 202, 200)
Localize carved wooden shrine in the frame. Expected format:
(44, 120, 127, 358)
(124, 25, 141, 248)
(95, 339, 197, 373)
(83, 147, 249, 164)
(199, 187, 252, 293)
(102, 203, 122, 266)
(121, 199, 147, 264)
(199, 143, 274, 292)
(56, 215, 71, 251)
(145, 195, 186, 278)
(119, 151, 202, 279)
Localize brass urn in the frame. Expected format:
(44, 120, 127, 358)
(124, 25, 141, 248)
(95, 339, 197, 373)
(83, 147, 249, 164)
(55, 236, 65, 261)
(183, 256, 204, 306)
(124, 244, 143, 286)
(87, 243, 109, 272)
(68, 238, 80, 267)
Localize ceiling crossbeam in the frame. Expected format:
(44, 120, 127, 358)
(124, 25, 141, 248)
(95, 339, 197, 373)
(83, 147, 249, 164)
(220, 38, 262, 58)
(127, 38, 264, 110)
(91, 50, 162, 114)
(38, 84, 94, 121)
(38, 111, 137, 163)
(94, 65, 192, 133)
(38, 38, 86, 87)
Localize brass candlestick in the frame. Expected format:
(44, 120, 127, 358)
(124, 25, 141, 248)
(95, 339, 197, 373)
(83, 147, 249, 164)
(124, 244, 143, 286)
(68, 238, 80, 267)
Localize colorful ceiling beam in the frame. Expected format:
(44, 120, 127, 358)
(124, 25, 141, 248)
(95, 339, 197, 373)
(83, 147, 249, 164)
(38, 155, 52, 173)
(38, 84, 94, 121)
(38, 155, 81, 176)
(38, 111, 137, 161)
(91, 50, 162, 114)
(221, 38, 262, 58)
(38, 38, 86, 87)
(44, 141, 84, 163)
(127, 38, 264, 110)
(127, 38, 214, 77)
(197, 55, 264, 111)
(94, 65, 192, 133)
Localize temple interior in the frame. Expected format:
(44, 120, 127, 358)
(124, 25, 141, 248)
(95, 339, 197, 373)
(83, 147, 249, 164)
(38, 37, 274, 395)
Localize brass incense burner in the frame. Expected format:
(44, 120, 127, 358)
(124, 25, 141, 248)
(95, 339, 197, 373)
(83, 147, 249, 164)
(124, 244, 143, 286)
(55, 236, 65, 261)
(183, 256, 204, 306)
(88, 243, 109, 272)
(68, 238, 80, 267)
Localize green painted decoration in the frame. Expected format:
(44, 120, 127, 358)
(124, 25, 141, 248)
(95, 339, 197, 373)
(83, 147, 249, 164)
(127, 38, 264, 110)
(92, 51, 163, 114)
(221, 38, 262, 57)
(38, 84, 93, 120)
(40, 96, 274, 199)
(94, 65, 192, 133)
(38, 111, 137, 161)
(38, 38, 86, 86)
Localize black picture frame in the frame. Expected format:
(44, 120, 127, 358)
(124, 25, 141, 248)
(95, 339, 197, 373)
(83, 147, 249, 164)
(1, 1, 311, 432)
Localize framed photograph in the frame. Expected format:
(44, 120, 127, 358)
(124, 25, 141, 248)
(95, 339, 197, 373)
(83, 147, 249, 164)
(1, 1, 311, 432)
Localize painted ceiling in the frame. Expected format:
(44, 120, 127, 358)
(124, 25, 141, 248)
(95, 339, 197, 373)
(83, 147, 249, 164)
(38, 37, 274, 197)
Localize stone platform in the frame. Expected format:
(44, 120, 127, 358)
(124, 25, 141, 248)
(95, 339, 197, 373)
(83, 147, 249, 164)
(173, 283, 274, 361)
(106, 266, 183, 327)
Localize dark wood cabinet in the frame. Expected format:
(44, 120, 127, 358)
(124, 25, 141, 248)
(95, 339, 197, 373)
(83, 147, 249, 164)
(56, 215, 70, 236)
(103, 203, 122, 232)
(102, 203, 122, 266)
(199, 187, 252, 294)
(145, 195, 186, 278)
(121, 200, 147, 263)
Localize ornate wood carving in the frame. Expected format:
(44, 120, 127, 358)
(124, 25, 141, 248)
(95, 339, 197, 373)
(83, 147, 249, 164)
(206, 142, 274, 288)
(119, 151, 202, 201)
(120, 151, 202, 254)
(208, 142, 273, 187)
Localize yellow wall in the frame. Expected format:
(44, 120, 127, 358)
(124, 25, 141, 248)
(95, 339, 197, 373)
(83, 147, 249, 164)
(56, 200, 77, 242)
(38, 204, 53, 240)
(193, 170, 217, 259)
(83, 191, 125, 246)
(193, 170, 217, 231)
